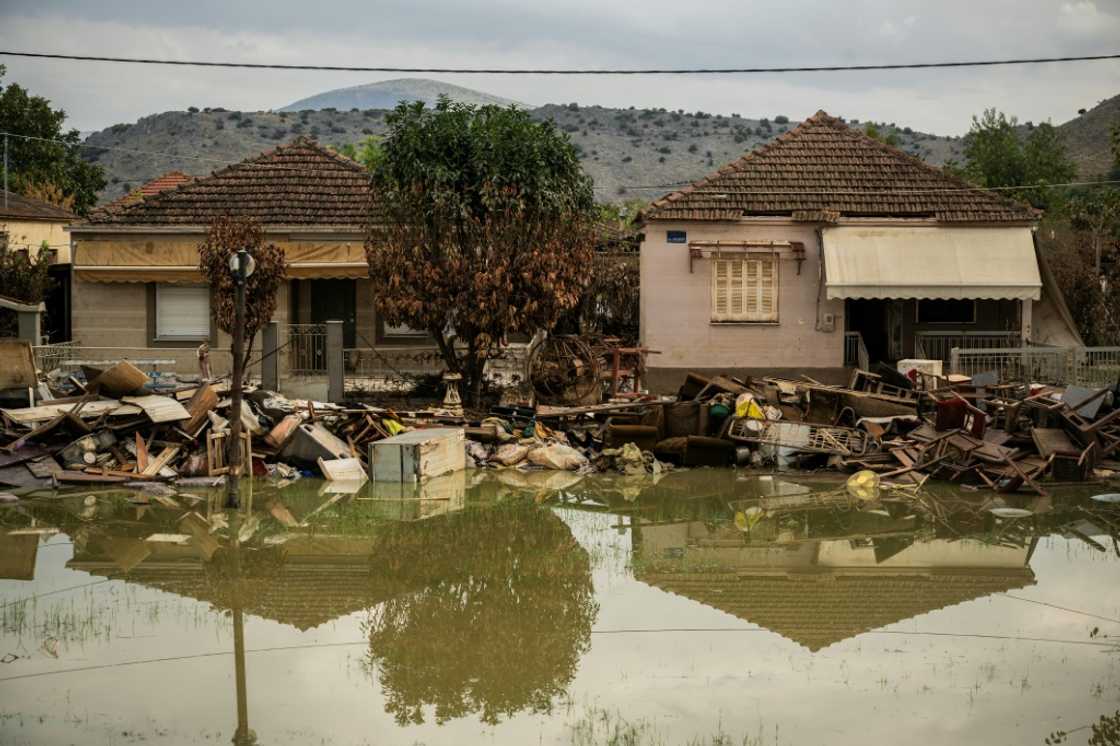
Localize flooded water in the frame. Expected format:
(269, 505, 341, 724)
(0, 469, 1118, 745)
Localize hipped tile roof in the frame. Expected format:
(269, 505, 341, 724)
(86, 138, 372, 227)
(0, 189, 77, 222)
(107, 170, 195, 210)
(644, 111, 1036, 224)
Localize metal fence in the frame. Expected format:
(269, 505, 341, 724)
(287, 324, 327, 376)
(31, 343, 253, 378)
(950, 345, 1120, 387)
(915, 331, 1021, 364)
(843, 331, 869, 371)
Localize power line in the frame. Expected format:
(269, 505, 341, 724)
(2, 50, 1119, 75)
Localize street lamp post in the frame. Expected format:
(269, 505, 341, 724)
(225, 249, 255, 510)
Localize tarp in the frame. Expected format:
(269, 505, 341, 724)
(823, 226, 1041, 300)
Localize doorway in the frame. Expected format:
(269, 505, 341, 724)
(846, 299, 894, 364)
(309, 279, 357, 347)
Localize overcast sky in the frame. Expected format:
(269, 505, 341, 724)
(1, 0, 1118, 134)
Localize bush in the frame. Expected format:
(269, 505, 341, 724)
(229, 111, 242, 120)
(774, 115, 789, 124)
(187, 106, 199, 114)
(657, 146, 671, 154)
(621, 155, 632, 163)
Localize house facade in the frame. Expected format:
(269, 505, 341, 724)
(1, 189, 77, 342)
(69, 138, 431, 376)
(639, 111, 1080, 390)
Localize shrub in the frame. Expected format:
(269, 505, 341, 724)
(774, 115, 789, 124)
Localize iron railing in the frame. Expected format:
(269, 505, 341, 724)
(914, 331, 1021, 364)
(843, 331, 869, 370)
(31, 344, 251, 378)
(287, 324, 328, 376)
(949, 346, 1109, 386)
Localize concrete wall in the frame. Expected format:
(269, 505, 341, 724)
(1, 219, 71, 263)
(640, 220, 845, 388)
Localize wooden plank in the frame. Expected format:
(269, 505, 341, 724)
(141, 446, 180, 477)
(135, 431, 149, 472)
(121, 395, 191, 424)
(56, 470, 127, 484)
(182, 384, 217, 437)
(0, 340, 36, 389)
(0, 399, 140, 425)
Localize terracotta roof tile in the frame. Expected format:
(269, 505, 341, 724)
(643, 111, 1036, 224)
(0, 190, 77, 222)
(105, 170, 195, 210)
(86, 138, 373, 227)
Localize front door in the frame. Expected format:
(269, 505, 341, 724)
(309, 279, 357, 347)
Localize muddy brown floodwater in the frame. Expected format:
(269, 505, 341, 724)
(0, 469, 1118, 745)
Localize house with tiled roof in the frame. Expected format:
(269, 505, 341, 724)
(1, 190, 78, 342)
(68, 138, 413, 368)
(104, 170, 194, 210)
(639, 111, 1080, 388)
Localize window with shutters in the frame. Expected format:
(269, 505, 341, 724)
(155, 284, 211, 340)
(710, 256, 778, 323)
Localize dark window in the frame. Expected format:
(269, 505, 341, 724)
(667, 230, 687, 244)
(916, 299, 976, 324)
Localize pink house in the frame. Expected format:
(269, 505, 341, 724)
(638, 111, 1080, 391)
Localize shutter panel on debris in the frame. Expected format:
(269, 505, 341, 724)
(710, 256, 779, 323)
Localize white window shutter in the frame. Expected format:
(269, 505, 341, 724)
(156, 285, 210, 340)
(711, 260, 729, 320)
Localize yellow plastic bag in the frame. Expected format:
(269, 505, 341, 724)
(735, 393, 765, 420)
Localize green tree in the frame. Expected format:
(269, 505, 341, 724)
(364, 98, 597, 405)
(334, 135, 384, 171)
(864, 122, 900, 147)
(959, 109, 1076, 207)
(0, 66, 106, 214)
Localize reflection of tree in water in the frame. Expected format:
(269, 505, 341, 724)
(1047, 709, 1120, 745)
(362, 501, 597, 725)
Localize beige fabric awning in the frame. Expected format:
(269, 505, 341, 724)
(823, 226, 1041, 301)
(74, 238, 369, 282)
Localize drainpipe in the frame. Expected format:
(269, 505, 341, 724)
(814, 227, 826, 331)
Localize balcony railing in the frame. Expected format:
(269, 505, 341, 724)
(914, 331, 1021, 364)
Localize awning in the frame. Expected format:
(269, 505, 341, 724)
(73, 239, 369, 282)
(823, 226, 1041, 301)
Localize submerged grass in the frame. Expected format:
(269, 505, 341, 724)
(567, 707, 774, 746)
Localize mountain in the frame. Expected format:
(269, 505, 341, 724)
(279, 78, 524, 112)
(81, 87, 1115, 207)
(1056, 93, 1120, 178)
(82, 104, 964, 206)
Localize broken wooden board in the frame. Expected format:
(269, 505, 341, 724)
(0, 340, 37, 389)
(182, 384, 218, 436)
(1031, 428, 1081, 458)
(141, 445, 181, 477)
(89, 361, 149, 396)
(317, 456, 368, 481)
(121, 395, 191, 424)
(0, 400, 141, 425)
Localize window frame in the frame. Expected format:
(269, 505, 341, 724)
(150, 283, 213, 345)
(709, 253, 780, 324)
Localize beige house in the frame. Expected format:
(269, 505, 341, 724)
(639, 111, 1080, 389)
(0, 189, 75, 262)
(68, 138, 430, 375)
(1, 189, 77, 341)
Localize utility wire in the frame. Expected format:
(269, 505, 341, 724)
(0, 627, 1114, 684)
(3, 50, 1120, 75)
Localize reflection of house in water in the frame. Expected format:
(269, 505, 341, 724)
(0, 533, 39, 580)
(633, 490, 1037, 652)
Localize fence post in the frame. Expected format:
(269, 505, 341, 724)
(326, 320, 344, 402)
(15, 303, 44, 344)
(261, 320, 279, 392)
(950, 347, 960, 376)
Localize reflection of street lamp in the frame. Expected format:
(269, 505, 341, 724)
(225, 249, 255, 510)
